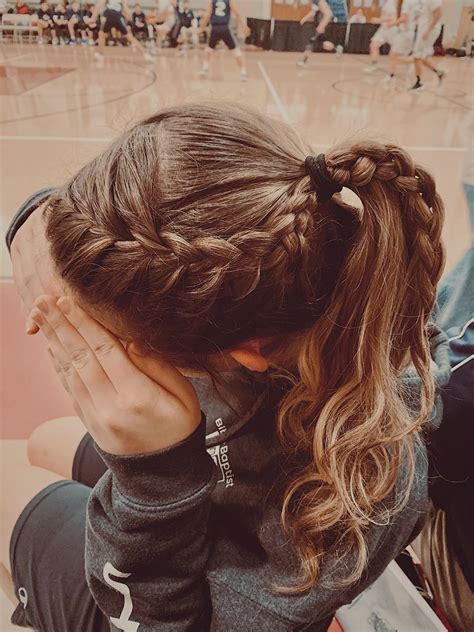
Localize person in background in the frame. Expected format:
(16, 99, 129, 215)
(37, 0, 54, 43)
(409, 0, 445, 91)
(83, 3, 99, 45)
(365, 0, 398, 73)
(199, 0, 250, 80)
(14, 0, 31, 14)
(153, 0, 176, 49)
(297, 0, 335, 67)
(89, 0, 152, 60)
(68, 1, 89, 44)
(130, 3, 147, 41)
(384, 0, 419, 83)
(52, 3, 70, 44)
(175, 0, 198, 53)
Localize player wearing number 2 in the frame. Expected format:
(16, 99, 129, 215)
(199, 0, 250, 81)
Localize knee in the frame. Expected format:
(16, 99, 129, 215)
(27, 416, 84, 477)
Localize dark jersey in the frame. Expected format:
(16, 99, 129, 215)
(131, 11, 146, 27)
(53, 8, 68, 23)
(178, 7, 194, 28)
(38, 7, 53, 22)
(210, 0, 230, 27)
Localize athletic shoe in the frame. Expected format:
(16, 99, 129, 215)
(94, 51, 104, 61)
(69, 39, 76, 45)
(296, 60, 307, 68)
(364, 63, 378, 73)
(143, 52, 154, 62)
(88, 39, 95, 46)
(81, 38, 88, 45)
(37, 38, 44, 45)
(437, 69, 447, 85)
(52, 37, 59, 45)
(409, 81, 424, 92)
(382, 74, 394, 84)
(198, 67, 209, 77)
(240, 70, 248, 81)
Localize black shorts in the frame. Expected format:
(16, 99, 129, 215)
(102, 8, 128, 35)
(9, 433, 109, 631)
(208, 25, 236, 50)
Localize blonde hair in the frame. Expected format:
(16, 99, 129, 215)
(45, 103, 445, 593)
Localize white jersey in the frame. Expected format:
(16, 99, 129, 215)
(417, 0, 441, 29)
(400, 0, 420, 32)
(106, 0, 122, 11)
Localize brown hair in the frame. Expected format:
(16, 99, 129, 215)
(46, 102, 445, 592)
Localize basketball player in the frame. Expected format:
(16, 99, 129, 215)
(409, 0, 445, 91)
(90, 0, 153, 60)
(199, 0, 250, 81)
(364, 0, 398, 73)
(384, 0, 419, 82)
(154, 0, 177, 49)
(297, 0, 334, 68)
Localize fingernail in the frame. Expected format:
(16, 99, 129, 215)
(26, 321, 37, 334)
(57, 297, 70, 313)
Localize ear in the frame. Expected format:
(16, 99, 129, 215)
(228, 340, 268, 373)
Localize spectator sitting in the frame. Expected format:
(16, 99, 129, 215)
(52, 3, 69, 43)
(37, 0, 54, 43)
(131, 4, 147, 41)
(68, 1, 89, 45)
(14, 0, 31, 14)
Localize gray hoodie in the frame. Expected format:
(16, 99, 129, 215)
(6, 191, 452, 631)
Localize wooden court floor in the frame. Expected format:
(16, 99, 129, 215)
(0, 41, 473, 632)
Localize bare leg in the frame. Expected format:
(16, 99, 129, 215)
(68, 19, 76, 40)
(369, 40, 381, 64)
(27, 416, 87, 479)
(200, 47, 212, 74)
(125, 31, 147, 55)
(98, 29, 106, 53)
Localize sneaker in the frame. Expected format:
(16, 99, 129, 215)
(52, 37, 59, 45)
(409, 81, 424, 92)
(382, 74, 394, 84)
(240, 70, 248, 81)
(37, 37, 44, 45)
(198, 67, 208, 77)
(94, 51, 104, 61)
(176, 48, 185, 57)
(296, 60, 307, 68)
(69, 38, 76, 45)
(437, 69, 447, 85)
(88, 39, 95, 46)
(364, 63, 378, 73)
(143, 52, 154, 62)
(82, 38, 88, 45)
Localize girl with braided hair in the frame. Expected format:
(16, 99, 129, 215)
(2, 103, 457, 631)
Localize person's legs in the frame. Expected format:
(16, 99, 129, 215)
(27, 416, 87, 479)
(0, 449, 65, 575)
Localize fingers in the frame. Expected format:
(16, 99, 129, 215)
(55, 297, 145, 391)
(47, 347, 85, 419)
(33, 296, 117, 406)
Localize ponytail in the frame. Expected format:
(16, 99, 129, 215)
(277, 141, 445, 592)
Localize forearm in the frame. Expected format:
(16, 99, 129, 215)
(86, 418, 219, 628)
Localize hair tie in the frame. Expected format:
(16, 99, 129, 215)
(305, 154, 342, 202)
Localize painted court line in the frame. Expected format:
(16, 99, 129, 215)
(257, 61, 290, 124)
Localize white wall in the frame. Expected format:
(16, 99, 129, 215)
(190, 0, 272, 19)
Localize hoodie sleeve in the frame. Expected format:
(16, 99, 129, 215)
(5, 188, 57, 252)
(85, 416, 219, 631)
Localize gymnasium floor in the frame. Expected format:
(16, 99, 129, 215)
(0, 42, 472, 629)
